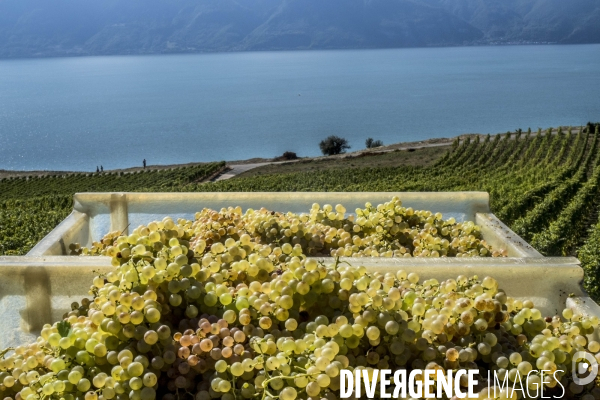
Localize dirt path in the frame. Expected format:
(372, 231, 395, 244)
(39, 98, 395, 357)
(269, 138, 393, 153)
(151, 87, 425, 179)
(213, 161, 298, 181)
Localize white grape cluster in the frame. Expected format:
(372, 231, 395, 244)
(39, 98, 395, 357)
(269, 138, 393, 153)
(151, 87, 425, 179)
(0, 198, 597, 400)
(82, 197, 505, 259)
(191, 197, 505, 259)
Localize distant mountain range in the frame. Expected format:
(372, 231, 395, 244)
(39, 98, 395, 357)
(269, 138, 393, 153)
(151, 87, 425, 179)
(0, 0, 599, 58)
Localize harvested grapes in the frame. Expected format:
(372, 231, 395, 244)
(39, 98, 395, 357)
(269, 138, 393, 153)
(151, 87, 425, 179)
(1, 198, 598, 400)
(84, 197, 506, 259)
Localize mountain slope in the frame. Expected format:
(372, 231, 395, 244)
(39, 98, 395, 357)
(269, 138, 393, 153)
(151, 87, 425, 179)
(241, 0, 483, 50)
(0, 0, 597, 58)
(423, 0, 600, 43)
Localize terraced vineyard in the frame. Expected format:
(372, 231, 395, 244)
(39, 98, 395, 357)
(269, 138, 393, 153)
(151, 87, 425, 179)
(3, 125, 600, 298)
(194, 125, 600, 297)
(0, 162, 225, 255)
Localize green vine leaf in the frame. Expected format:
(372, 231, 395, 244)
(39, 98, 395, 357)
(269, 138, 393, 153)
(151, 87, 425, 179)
(57, 321, 72, 338)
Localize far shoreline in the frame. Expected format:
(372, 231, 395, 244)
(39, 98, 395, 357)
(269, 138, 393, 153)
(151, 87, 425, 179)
(0, 41, 576, 62)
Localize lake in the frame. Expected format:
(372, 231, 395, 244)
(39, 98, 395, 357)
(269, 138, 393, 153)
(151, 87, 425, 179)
(0, 44, 599, 172)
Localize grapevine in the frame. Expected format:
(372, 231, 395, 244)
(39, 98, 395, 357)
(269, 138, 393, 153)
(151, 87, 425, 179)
(0, 198, 600, 400)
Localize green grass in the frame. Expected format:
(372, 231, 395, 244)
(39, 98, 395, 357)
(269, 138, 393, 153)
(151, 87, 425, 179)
(237, 145, 449, 178)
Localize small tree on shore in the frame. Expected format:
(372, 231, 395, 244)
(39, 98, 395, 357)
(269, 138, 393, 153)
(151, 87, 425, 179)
(276, 151, 298, 161)
(319, 135, 350, 156)
(365, 138, 383, 149)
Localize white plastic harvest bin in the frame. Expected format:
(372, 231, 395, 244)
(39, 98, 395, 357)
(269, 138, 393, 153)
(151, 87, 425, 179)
(0, 192, 593, 349)
(28, 192, 541, 257)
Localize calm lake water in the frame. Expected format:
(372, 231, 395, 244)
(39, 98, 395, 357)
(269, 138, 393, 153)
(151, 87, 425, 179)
(0, 45, 599, 172)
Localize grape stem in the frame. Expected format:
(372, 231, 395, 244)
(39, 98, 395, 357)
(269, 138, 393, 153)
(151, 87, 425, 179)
(0, 347, 14, 358)
(232, 375, 238, 400)
(260, 373, 318, 400)
(120, 223, 131, 236)
(152, 343, 164, 354)
(253, 338, 318, 400)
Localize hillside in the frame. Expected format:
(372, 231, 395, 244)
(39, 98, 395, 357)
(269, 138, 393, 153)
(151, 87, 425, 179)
(4, 125, 600, 300)
(0, 0, 599, 58)
(422, 0, 600, 44)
